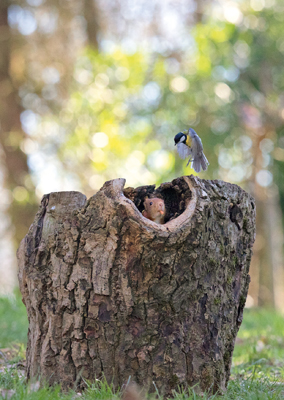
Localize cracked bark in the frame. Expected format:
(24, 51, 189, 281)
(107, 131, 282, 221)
(17, 176, 255, 395)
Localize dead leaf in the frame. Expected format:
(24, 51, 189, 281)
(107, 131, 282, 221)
(0, 388, 16, 399)
(29, 381, 40, 392)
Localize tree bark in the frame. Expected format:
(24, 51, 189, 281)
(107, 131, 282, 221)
(17, 176, 255, 395)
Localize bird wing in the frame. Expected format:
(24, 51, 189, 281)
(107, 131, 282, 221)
(189, 129, 204, 157)
(177, 142, 192, 160)
(189, 129, 209, 172)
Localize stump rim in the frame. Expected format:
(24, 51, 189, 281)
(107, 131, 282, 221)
(111, 175, 198, 233)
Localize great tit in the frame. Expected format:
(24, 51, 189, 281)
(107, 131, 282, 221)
(174, 128, 209, 173)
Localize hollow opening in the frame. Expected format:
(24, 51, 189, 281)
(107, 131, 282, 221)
(123, 177, 192, 223)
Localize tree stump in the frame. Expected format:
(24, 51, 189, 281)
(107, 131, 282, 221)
(17, 176, 255, 395)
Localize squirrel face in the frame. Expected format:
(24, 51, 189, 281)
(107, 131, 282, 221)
(142, 197, 165, 224)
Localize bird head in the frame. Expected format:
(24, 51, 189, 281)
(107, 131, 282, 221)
(174, 131, 187, 145)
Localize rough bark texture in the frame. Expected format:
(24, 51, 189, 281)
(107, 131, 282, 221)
(18, 176, 255, 395)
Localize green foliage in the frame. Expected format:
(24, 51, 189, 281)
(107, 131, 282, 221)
(31, 0, 282, 204)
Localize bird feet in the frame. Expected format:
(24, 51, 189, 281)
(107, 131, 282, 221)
(186, 158, 194, 167)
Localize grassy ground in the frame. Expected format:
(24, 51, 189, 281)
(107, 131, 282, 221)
(0, 293, 283, 399)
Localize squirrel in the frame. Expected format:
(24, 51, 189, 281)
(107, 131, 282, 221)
(142, 197, 165, 224)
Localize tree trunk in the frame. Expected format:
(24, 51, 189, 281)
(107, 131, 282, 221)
(0, 0, 38, 293)
(17, 176, 255, 395)
(83, 0, 100, 49)
(0, 1, 37, 245)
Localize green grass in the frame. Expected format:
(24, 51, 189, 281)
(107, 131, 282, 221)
(0, 292, 28, 349)
(232, 308, 284, 381)
(0, 293, 284, 399)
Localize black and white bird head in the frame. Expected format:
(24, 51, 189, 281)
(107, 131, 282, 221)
(174, 131, 187, 145)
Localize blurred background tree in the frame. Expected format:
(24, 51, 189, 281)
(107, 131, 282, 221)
(0, 0, 284, 310)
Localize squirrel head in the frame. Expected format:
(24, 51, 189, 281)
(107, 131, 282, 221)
(143, 197, 165, 224)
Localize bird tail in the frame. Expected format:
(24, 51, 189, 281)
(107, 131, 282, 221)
(192, 152, 209, 173)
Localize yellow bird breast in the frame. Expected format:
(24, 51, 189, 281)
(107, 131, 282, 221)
(185, 135, 192, 147)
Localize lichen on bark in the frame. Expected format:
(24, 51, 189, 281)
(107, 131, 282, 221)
(17, 176, 255, 395)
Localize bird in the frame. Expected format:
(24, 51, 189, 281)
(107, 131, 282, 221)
(142, 198, 165, 224)
(174, 128, 209, 173)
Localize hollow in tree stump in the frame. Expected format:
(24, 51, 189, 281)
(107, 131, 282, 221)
(17, 176, 255, 395)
